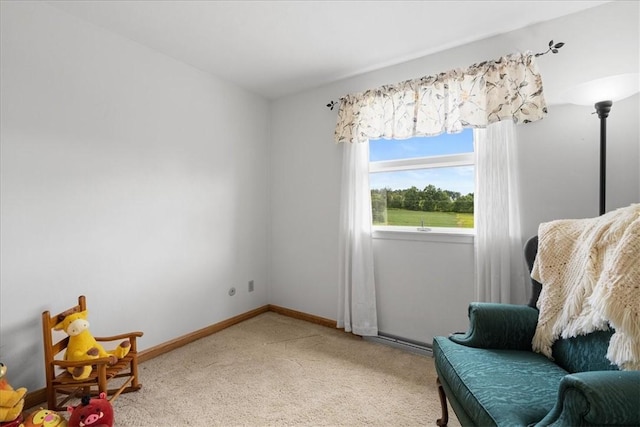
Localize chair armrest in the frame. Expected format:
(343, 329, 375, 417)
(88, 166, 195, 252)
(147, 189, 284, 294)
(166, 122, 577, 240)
(94, 331, 144, 342)
(95, 331, 143, 352)
(536, 371, 640, 427)
(449, 302, 539, 350)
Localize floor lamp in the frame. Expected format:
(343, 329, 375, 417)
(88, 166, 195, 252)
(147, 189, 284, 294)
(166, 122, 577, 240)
(562, 73, 639, 215)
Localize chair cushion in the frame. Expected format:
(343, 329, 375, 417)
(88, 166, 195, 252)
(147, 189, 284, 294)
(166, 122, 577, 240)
(551, 330, 617, 373)
(433, 336, 568, 426)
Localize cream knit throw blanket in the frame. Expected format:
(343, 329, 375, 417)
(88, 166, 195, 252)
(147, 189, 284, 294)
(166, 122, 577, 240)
(531, 204, 640, 370)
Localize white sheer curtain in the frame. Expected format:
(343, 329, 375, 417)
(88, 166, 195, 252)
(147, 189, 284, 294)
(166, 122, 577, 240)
(474, 120, 527, 303)
(337, 140, 378, 335)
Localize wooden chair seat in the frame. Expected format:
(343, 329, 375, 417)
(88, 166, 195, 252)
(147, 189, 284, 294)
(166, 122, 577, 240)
(42, 296, 143, 411)
(51, 354, 136, 385)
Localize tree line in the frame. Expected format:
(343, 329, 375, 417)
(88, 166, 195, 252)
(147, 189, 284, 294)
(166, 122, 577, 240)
(371, 184, 474, 222)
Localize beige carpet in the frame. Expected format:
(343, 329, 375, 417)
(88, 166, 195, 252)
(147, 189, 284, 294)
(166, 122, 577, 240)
(109, 312, 460, 426)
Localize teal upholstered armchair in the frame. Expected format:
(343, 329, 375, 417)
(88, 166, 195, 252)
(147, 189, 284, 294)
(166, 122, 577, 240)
(432, 236, 640, 427)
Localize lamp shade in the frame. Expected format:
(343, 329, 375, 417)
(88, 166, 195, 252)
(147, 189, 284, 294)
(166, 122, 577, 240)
(561, 73, 639, 106)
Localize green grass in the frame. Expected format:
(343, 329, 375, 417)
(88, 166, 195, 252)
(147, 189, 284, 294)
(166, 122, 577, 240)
(376, 208, 474, 228)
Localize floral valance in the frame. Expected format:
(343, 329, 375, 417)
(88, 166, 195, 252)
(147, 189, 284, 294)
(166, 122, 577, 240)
(334, 51, 547, 143)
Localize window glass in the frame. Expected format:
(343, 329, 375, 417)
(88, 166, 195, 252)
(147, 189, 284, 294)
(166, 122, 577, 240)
(369, 129, 474, 229)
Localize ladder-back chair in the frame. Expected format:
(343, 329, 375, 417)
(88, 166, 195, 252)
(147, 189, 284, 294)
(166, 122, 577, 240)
(42, 295, 143, 411)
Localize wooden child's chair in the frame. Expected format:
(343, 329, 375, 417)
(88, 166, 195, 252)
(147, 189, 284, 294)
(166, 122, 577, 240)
(41, 295, 143, 411)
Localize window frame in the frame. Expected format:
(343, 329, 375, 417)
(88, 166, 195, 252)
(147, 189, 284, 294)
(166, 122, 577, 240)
(368, 137, 476, 237)
(369, 152, 474, 174)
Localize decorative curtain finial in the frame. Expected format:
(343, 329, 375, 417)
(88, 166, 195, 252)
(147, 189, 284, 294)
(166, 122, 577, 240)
(326, 100, 339, 110)
(535, 40, 565, 57)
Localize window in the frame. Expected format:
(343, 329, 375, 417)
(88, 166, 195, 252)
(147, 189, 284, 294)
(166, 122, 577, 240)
(369, 129, 474, 231)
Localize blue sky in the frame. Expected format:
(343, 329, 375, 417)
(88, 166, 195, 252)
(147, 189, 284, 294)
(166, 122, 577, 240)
(369, 129, 475, 195)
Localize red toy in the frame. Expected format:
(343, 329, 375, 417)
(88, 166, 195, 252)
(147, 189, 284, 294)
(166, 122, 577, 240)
(67, 393, 113, 427)
(0, 414, 23, 427)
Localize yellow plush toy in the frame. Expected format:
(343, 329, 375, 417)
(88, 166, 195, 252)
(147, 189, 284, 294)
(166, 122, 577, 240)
(54, 310, 131, 380)
(0, 362, 27, 423)
(21, 408, 68, 427)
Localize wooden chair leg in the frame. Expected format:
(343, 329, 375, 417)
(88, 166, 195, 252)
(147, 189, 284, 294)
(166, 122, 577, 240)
(131, 356, 140, 389)
(436, 377, 449, 427)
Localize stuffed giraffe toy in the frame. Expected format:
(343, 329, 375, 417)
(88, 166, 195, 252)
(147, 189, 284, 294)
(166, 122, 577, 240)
(54, 310, 131, 380)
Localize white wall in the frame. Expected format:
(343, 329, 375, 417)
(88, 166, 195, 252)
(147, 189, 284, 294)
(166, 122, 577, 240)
(269, 1, 639, 345)
(0, 2, 269, 390)
(372, 234, 475, 342)
(518, 95, 639, 238)
(516, 0, 640, 236)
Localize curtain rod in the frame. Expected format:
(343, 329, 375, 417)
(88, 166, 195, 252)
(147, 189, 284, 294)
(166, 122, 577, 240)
(326, 39, 565, 110)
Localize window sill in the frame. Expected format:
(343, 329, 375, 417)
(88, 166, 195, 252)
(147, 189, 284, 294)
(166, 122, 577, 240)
(372, 226, 475, 244)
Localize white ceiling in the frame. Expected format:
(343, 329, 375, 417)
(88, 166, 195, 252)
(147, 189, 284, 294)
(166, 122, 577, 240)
(48, 1, 609, 99)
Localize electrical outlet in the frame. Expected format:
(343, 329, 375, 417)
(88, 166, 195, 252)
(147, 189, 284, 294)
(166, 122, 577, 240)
(228, 287, 236, 296)
(248, 280, 254, 292)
